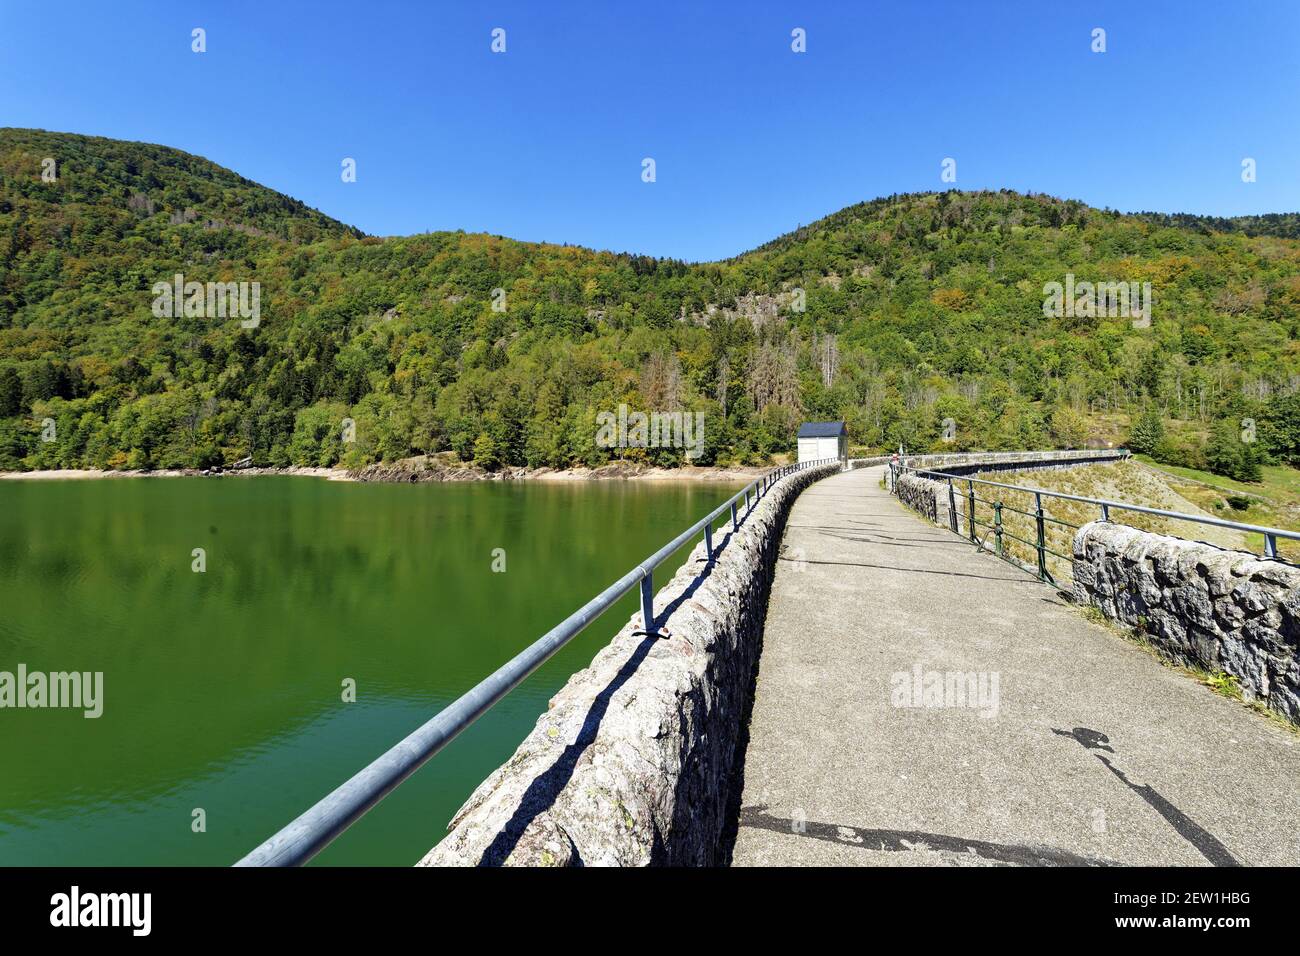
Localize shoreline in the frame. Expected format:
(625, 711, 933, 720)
(0, 462, 776, 484)
(0, 466, 354, 482)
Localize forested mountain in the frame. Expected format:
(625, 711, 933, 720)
(1, 128, 1298, 476)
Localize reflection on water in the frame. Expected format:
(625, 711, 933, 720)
(0, 476, 738, 865)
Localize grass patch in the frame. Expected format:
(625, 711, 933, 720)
(1202, 671, 1241, 699)
(1135, 457, 1300, 560)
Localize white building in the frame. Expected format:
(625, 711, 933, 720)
(797, 421, 848, 463)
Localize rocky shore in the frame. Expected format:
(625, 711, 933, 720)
(0, 458, 771, 483)
(350, 457, 767, 483)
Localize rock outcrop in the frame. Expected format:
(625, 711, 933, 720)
(351, 457, 772, 483)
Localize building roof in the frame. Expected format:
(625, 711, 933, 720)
(797, 421, 847, 438)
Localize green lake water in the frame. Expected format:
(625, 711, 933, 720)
(0, 476, 741, 866)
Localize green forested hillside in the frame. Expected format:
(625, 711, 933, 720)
(1, 128, 1298, 475)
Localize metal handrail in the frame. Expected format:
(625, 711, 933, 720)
(891, 462, 1300, 570)
(234, 456, 844, 866)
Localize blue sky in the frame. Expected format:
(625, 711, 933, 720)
(2, 1, 1297, 261)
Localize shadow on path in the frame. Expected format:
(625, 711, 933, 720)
(1052, 726, 1240, 867)
(816, 529, 967, 547)
(780, 557, 1034, 584)
(736, 806, 1115, 867)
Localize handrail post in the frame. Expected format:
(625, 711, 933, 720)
(731, 500, 738, 532)
(1034, 492, 1048, 581)
(704, 522, 713, 563)
(1266, 533, 1278, 559)
(967, 479, 977, 543)
(994, 501, 1004, 557)
(947, 478, 959, 534)
(1100, 503, 1110, 522)
(640, 571, 655, 635)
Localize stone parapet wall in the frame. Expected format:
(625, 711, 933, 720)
(897, 472, 946, 525)
(1072, 522, 1300, 723)
(905, 448, 1127, 477)
(846, 456, 890, 470)
(418, 461, 842, 866)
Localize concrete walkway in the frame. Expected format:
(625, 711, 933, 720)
(731, 465, 1300, 866)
